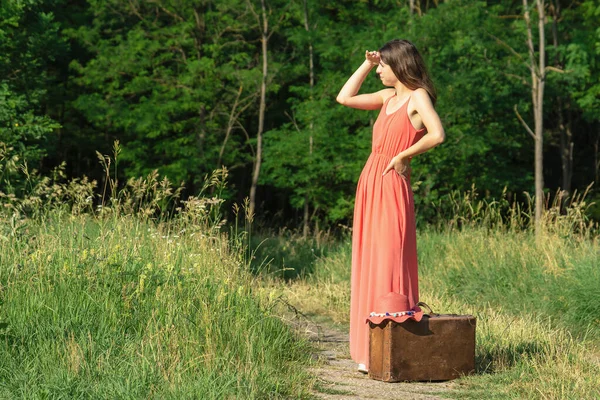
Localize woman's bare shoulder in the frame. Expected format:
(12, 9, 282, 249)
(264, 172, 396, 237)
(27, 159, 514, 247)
(411, 88, 431, 103)
(410, 88, 434, 113)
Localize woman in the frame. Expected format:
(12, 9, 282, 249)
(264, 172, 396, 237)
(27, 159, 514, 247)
(336, 39, 445, 373)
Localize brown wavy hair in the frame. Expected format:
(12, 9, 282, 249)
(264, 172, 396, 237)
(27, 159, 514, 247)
(379, 39, 437, 105)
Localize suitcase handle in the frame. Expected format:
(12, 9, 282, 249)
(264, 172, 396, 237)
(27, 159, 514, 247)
(416, 301, 437, 315)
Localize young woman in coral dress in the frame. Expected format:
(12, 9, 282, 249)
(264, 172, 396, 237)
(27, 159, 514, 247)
(336, 39, 445, 373)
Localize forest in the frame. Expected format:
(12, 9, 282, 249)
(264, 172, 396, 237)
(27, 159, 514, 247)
(2, 0, 600, 229)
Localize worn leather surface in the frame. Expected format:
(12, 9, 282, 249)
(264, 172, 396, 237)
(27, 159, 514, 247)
(368, 314, 476, 382)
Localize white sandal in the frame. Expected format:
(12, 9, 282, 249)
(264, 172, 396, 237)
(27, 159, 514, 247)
(357, 363, 368, 374)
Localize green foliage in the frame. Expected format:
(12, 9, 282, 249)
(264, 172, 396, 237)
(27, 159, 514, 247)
(0, 0, 63, 192)
(0, 0, 66, 93)
(262, 2, 410, 223)
(69, 0, 226, 186)
(262, 96, 372, 223)
(408, 1, 533, 218)
(0, 149, 315, 398)
(67, 0, 294, 193)
(573, 0, 600, 121)
(0, 85, 60, 193)
(3, 0, 600, 226)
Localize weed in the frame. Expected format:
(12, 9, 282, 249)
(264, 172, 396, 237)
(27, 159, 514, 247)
(0, 142, 316, 398)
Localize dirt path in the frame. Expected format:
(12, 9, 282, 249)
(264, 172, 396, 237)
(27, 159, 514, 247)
(302, 322, 456, 399)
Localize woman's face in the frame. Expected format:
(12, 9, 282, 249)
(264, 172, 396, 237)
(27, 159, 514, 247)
(376, 59, 398, 87)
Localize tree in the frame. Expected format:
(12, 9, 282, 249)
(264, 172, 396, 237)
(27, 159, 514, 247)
(492, 0, 555, 233)
(69, 0, 261, 194)
(573, 1, 600, 185)
(301, 0, 314, 237)
(0, 0, 63, 191)
(408, 1, 534, 219)
(262, 0, 400, 224)
(246, 0, 292, 216)
(549, 0, 573, 195)
(247, 0, 268, 216)
(4, 0, 598, 228)
(517, 0, 548, 234)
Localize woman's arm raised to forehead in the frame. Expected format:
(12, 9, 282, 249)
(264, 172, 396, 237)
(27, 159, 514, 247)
(336, 52, 393, 110)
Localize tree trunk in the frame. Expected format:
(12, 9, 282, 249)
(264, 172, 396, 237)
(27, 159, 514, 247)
(249, 0, 268, 216)
(302, 0, 314, 238)
(595, 129, 600, 185)
(523, 0, 546, 236)
(559, 109, 573, 194)
(217, 85, 243, 169)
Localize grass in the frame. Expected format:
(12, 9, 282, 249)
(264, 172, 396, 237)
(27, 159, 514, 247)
(269, 220, 600, 398)
(249, 228, 340, 280)
(418, 229, 600, 340)
(0, 212, 316, 399)
(2, 142, 599, 398)
(0, 146, 316, 399)
(429, 293, 600, 399)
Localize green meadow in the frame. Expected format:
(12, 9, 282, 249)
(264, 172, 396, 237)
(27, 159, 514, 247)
(264, 196, 600, 399)
(0, 171, 315, 399)
(1, 162, 599, 399)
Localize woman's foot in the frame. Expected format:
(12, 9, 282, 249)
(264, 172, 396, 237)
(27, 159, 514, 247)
(357, 363, 368, 374)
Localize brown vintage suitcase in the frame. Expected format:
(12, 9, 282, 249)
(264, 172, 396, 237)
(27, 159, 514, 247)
(368, 310, 476, 382)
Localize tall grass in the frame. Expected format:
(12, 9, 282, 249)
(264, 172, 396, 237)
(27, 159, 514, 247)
(272, 187, 600, 399)
(0, 143, 315, 398)
(418, 229, 600, 339)
(427, 184, 597, 235)
(249, 227, 340, 280)
(421, 294, 600, 399)
(277, 230, 600, 398)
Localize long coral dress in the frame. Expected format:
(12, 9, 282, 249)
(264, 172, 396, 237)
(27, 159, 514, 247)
(350, 94, 425, 368)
